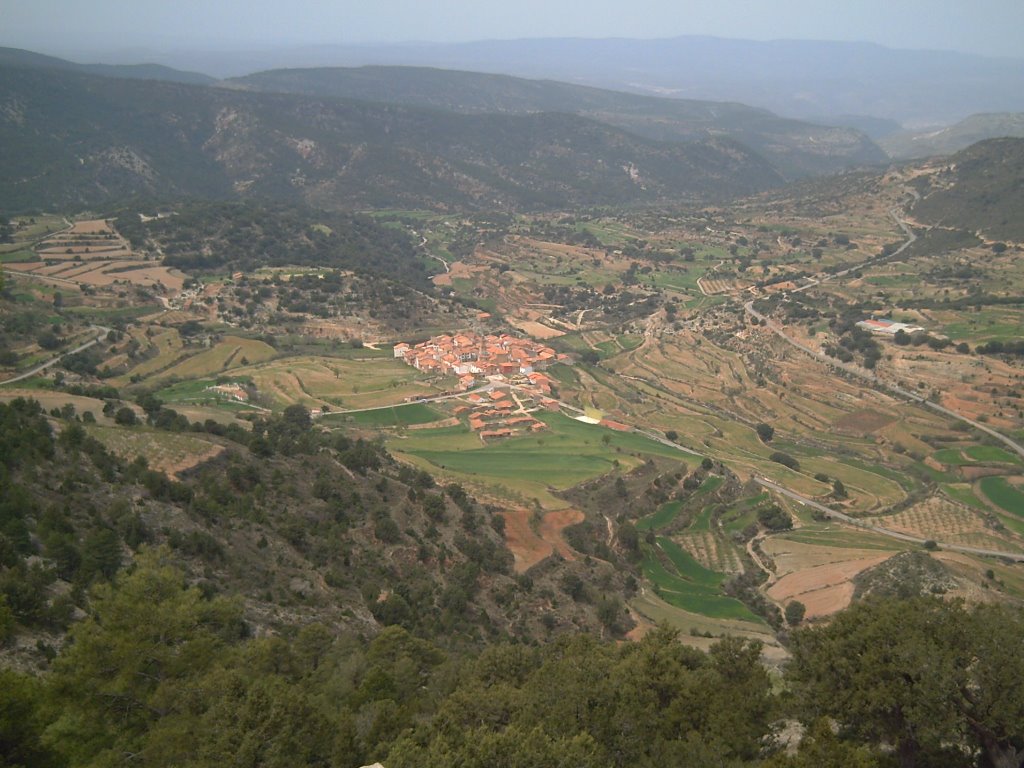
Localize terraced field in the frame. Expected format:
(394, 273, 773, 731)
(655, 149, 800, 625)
(876, 495, 1024, 553)
(233, 356, 436, 410)
(84, 425, 223, 477)
(764, 536, 901, 619)
(154, 336, 278, 382)
(641, 537, 760, 622)
(110, 328, 186, 385)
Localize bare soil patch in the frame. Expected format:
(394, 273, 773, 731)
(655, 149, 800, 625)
(833, 409, 897, 434)
(448, 261, 489, 279)
(69, 219, 113, 234)
(499, 509, 552, 573)
(71, 262, 184, 291)
(514, 320, 565, 339)
(539, 508, 584, 561)
(961, 466, 1011, 481)
(767, 554, 892, 618)
(762, 537, 900, 618)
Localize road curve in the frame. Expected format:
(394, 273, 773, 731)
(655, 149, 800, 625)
(0, 325, 111, 386)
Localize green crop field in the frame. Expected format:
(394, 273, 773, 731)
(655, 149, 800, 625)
(325, 403, 442, 427)
(402, 412, 688, 492)
(409, 448, 617, 488)
(636, 500, 682, 531)
(64, 304, 162, 321)
(721, 493, 770, 534)
(640, 537, 760, 622)
(965, 446, 1021, 464)
(934, 448, 972, 466)
(779, 527, 908, 551)
(979, 477, 1024, 518)
(942, 483, 989, 511)
(0, 250, 38, 263)
(689, 504, 715, 533)
(935, 446, 1021, 465)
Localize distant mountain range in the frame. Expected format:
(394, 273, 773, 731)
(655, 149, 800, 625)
(225, 66, 886, 179)
(82, 36, 1024, 127)
(0, 63, 785, 214)
(3, 42, 1022, 216)
(0, 46, 214, 85)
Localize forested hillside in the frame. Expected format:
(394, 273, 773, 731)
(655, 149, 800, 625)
(912, 137, 1024, 241)
(0, 396, 636, 658)
(4, 543, 1022, 768)
(114, 203, 431, 288)
(227, 66, 887, 179)
(0, 65, 784, 214)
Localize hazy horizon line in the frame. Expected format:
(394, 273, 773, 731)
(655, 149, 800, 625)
(6, 32, 1023, 66)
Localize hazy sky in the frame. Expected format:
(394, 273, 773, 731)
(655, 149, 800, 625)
(2, 0, 1023, 59)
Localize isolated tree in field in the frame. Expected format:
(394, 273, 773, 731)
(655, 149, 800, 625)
(755, 423, 774, 443)
(757, 505, 792, 532)
(769, 451, 799, 470)
(282, 403, 312, 431)
(785, 600, 806, 626)
(114, 406, 138, 426)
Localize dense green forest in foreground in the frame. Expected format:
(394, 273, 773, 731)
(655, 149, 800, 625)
(1, 395, 1023, 768)
(3, 562, 1023, 768)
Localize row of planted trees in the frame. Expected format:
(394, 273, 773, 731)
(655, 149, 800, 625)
(3, 547, 1023, 768)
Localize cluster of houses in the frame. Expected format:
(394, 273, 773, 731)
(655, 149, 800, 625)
(453, 388, 556, 442)
(393, 332, 576, 441)
(394, 333, 568, 391)
(206, 382, 249, 402)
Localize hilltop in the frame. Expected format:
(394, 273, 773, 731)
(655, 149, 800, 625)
(0, 45, 215, 85)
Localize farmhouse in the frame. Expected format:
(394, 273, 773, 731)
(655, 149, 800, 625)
(207, 383, 249, 402)
(856, 318, 925, 336)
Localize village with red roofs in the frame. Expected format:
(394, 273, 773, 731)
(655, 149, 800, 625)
(395, 333, 572, 441)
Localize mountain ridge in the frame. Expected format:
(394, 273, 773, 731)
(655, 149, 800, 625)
(92, 35, 1024, 125)
(225, 65, 887, 179)
(0, 45, 215, 85)
(0, 64, 785, 214)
